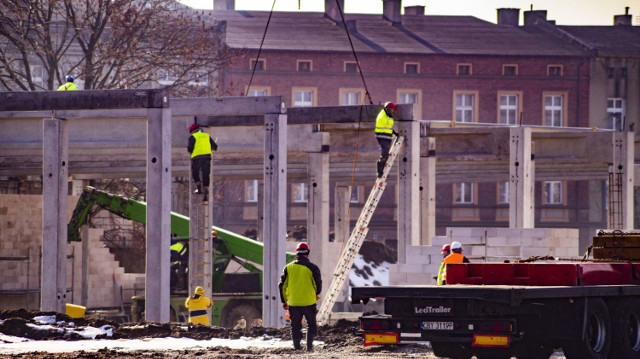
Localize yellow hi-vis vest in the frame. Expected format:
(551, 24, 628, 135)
(57, 82, 77, 91)
(375, 109, 394, 135)
(190, 131, 212, 158)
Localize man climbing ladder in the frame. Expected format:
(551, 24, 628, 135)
(187, 123, 218, 201)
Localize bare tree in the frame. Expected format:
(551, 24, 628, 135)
(0, 0, 239, 95)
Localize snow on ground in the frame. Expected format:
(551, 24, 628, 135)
(349, 254, 389, 292)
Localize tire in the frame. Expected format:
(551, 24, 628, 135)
(561, 298, 611, 359)
(608, 298, 640, 359)
(430, 341, 472, 359)
(222, 303, 261, 329)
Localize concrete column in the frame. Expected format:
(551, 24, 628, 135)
(612, 131, 635, 229)
(145, 108, 172, 322)
(262, 113, 287, 328)
(509, 127, 535, 228)
(334, 185, 352, 243)
(397, 120, 420, 264)
(419, 137, 436, 245)
(308, 151, 330, 302)
(257, 180, 264, 242)
(41, 117, 68, 313)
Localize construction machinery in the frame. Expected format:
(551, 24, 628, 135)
(68, 186, 295, 327)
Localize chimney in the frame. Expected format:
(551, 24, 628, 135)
(213, 0, 234, 10)
(614, 7, 632, 26)
(404, 6, 425, 16)
(383, 0, 401, 24)
(523, 9, 547, 26)
(325, 0, 345, 23)
(497, 8, 520, 26)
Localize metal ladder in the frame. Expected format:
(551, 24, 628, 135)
(189, 196, 212, 298)
(317, 136, 404, 325)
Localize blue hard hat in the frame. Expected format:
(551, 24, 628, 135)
(66, 75, 74, 82)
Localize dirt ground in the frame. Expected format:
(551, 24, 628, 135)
(0, 308, 440, 358)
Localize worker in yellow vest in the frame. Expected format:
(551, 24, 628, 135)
(185, 286, 213, 325)
(374, 102, 399, 178)
(441, 241, 470, 285)
(436, 243, 451, 285)
(187, 123, 218, 201)
(57, 75, 77, 91)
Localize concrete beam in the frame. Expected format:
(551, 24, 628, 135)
(0, 89, 167, 111)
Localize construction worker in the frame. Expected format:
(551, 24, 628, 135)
(375, 102, 400, 178)
(187, 123, 217, 201)
(279, 242, 322, 352)
(57, 75, 77, 91)
(170, 240, 188, 290)
(436, 243, 451, 285)
(441, 241, 470, 285)
(185, 286, 213, 325)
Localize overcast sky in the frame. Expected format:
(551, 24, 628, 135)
(180, 0, 636, 26)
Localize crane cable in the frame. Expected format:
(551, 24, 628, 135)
(246, 0, 277, 95)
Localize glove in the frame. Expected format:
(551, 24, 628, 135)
(282, 303, 288, 310)
(212, 142, 218, 151)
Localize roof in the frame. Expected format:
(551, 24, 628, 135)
(206, 10, 588, 57)
(558, 25, 640, 57)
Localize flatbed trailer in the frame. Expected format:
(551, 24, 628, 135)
(352, 262, 640, 359)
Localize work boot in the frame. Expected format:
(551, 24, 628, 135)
(376, 161, 385, 178)
(306, 334, 314, 352)
(202, 186, 209, 202)
(194, 182, 202, 194)
(293, 340, 302, 350)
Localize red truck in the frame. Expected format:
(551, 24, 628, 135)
(352, 231, 640, 359)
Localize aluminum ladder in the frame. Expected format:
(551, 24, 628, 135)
(317, 135, 404, 325)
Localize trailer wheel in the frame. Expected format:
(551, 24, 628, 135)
(561, 298, 611, 359)
(609, 298, 640, 359)
(430, 341, 472, 359)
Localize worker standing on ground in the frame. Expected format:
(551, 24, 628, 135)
(436, 243, 451, 285)
(279, 242, 322, 352)
(442, 241, 470, 285)
(170, 239, 188, 290)
(187, 123, 217, 201)
(185, 286, 213, 325)
(57, 75, 77, 91)
(374, 102, 400, 178)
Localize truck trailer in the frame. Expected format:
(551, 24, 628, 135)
(353, 230, 640, 359)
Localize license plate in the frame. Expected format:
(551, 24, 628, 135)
(421, 321, 454, 330)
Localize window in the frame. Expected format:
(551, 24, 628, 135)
(404, 62, 419, 75)
(293, 183, 308, 203)
(158, 69, 177, 85)
(397, 89, 422, 120)
(454, 91, 477, 123)
(344, 62, 358, 73)
(251, 59, 265, 71)
(297, 60, 312, 72)
(246, 180, 258, 202)
(457, 64, 472, 76)
(498, 182, 509, 204)
(246, 86, 270, 97)
(350, 186, 362, 203)
(187, 71, 208, 86)
(454, 182, 474, 204)
(292, 87, 316, 107)
(498, 92, 520, 125)
(607, 98, 625, 130)
(339, 88, 364, 105)
(547, 65, 563, 77)
(543, 93, 565, 127)
(543, 181, 562, 205)
(31, 65, 44, 88)
(503, 65, 518, 76)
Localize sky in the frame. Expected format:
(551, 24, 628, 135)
(180, 0, 637, 26)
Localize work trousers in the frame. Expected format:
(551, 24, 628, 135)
(289, 304, 317, 344)
(376, 136, 392, 177)
(191, 156, 211, 187)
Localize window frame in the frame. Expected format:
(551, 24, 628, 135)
(292, 182, 308, 203)
(404, 62, 419, 75)
(251, 58, 266, 71)
(453, 90, 478, 123)
(397, 88, 422, 120)
(502, 64, 518, 76)
(497, 181, 509, 204)
(457, 63, 472, 76)
(344, 61, 358, 73)
(245, 86, 271, 97)
(497, 91, 522, 125)
(350, 185, 363, 203)
(246, 179, 258, 203)
(297, 60, 312, 72)
(339, 88, 365, 106)
(292, 87, 317, 107)
(454, 182, 475, 204)
(547, 64, 563, 77)
(607, 97, 625, 130)
(542, 91, 567, 127)
(543, 181, 564, 205)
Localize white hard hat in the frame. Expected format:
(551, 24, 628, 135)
(451, 241, 462, 250)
